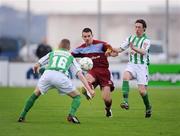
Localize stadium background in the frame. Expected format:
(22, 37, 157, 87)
(0, 0, 180, 136)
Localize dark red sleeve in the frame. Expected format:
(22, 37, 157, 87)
(102, 43, 113, 52)
(71, 44, 86, 58)
(93, 39, 112, 52)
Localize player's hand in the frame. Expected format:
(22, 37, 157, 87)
(89, 89, 95, 98)
(86, 89, 95, 100)
(33, 63, 40, 74)
(81, 88, 95, 100)
(112, 48, 119, 53)
(105, 48, 119, 57)
(105, 48, 112, 57)
(110, 51, 119, 57)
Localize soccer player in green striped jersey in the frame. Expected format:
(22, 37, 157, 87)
(114, 19, 152, 118)
(18, 39, 95, 124)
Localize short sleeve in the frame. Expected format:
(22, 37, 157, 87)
(142, 39, 151, 51)
(69, 59, 82, 75)
(38, 53, 50, 66)
(102, 43, 113, 52)
(120, 37, 130, 50)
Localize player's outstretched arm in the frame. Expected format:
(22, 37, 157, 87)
(76, 71, 95, 98)
(33, 53, 50, 74)
(106, 47, 124, 57)
(114, 47, 124, 53)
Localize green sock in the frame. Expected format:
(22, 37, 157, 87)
(20, 93, 39, 118)
(122, 80, 129, 103)
(69, 95, 81, 116)
(142, 93, 150, 109)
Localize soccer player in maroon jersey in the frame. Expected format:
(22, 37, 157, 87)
(72, 28, 115, 117)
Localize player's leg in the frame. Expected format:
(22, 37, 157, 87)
(98, 68, 114, 117)
(55, 73, 81, 124)
(67, 91, 81, 117)
(18, 70, 51, 122)
(18, 87, 41, 122)
(101, 86, 113, 117)
(67, 91, 81, 124)
(120, 71, 133, 109)
(138, 85, 152, 118)
(137, 65, 152, 118)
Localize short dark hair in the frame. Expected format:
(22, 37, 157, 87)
(82, 28, 93, 34)
(60, 39, 70, 50)
(135, 19, 147, 31)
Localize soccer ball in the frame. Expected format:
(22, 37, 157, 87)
(79, 57, 93, 71)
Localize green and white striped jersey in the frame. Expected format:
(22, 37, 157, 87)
(38, 49, 81, 76)
(120, 33, 151, 65)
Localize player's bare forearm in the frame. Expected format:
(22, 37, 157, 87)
(105, 47, 123, 57)
(110, 51, 119, 57)
(113, 48, 124, 54)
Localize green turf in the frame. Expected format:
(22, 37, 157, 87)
(0, 87, 180, 136)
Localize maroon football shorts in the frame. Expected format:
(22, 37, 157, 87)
(88, 67, 114, 92)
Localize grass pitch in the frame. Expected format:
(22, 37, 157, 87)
(0, 87, 180, 136)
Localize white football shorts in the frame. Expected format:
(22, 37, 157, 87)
(125, 63, 149, 85)
(37, 70, 76, 95)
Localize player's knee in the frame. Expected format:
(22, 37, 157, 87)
(102, 87, 111, 100)
(139, 87, 146, 96)
(123, 75, 131, 80)
(34, 88, 41, 96)
(123, 76, 129, 80)
(123, 71, 132, 80)
(139, 91, 144, 96)
(102, 94, 111, 102)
